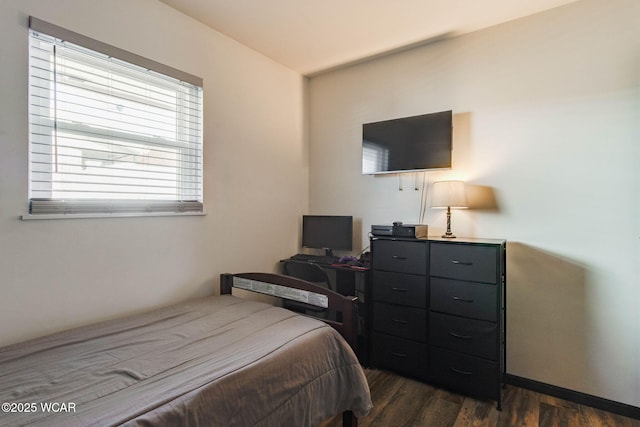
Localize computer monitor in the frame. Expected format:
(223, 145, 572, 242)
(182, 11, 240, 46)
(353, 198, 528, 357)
(302, 215, 353, 257)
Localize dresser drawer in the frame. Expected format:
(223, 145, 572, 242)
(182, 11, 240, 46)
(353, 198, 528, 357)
(430, 243, 498, 283)
(430, 277, 497, 322)
(430, 312, 498, 360)
(430, 348, 498, 399)
(372, 332, 427, 379)
(373, 271, 427, 308)
(373, 239, 427, 275)
(373, 302, 427, 342)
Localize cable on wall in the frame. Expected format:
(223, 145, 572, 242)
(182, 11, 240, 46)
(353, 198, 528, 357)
(419, 173, 429, 224)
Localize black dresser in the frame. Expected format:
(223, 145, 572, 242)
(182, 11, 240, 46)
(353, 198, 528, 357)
(370, 236, 506, 409)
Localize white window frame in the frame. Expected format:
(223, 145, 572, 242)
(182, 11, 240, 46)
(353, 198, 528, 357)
(24, 17, 204, 220)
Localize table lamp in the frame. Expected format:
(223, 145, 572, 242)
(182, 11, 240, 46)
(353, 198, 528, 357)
(431, 180, 468, 238)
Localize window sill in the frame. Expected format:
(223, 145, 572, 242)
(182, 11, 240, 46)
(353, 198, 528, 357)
(21, 211, 207, 221)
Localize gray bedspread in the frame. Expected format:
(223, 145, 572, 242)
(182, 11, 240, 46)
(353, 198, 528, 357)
(0, 295, 372, 426)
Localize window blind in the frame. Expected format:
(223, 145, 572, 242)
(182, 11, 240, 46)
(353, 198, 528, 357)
(28, 18, 203, 215)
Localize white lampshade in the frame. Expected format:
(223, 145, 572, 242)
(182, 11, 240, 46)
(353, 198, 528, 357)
(431, 180, 468, 208)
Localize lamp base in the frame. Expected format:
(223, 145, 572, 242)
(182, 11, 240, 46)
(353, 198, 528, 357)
(442, 207, 457, 238)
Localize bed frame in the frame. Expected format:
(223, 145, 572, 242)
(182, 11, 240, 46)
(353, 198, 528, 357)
(220, 272, 362, 427)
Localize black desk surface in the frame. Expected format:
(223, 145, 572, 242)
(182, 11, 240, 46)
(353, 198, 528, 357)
(281, 258, 370, 272)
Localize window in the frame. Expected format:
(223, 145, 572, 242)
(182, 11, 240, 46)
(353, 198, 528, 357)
(28, 18, 203, 216)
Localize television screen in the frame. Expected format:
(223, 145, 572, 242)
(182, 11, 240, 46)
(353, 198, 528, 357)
(362, 110, 452, 174)
(302, 215, 353, 252)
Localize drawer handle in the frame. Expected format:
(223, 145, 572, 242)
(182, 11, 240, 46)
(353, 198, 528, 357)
(451, 367, 473, 376)
(392, 255, 408, 260)
(452, 296, 474, 303)
(392, 318, 409, 324)
(391, 352, 408, 358)
(451, 260, 473, 266)
(391, 287, 409, 292)
(449, 331, 473, 340)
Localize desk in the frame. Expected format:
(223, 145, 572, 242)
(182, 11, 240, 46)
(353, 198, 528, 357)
(280, 259, 371, 366)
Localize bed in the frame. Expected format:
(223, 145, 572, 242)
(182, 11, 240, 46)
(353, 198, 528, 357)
(0, 272, 372, 426)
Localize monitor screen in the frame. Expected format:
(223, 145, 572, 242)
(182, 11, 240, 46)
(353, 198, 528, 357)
(302, 215, 353, 253)
(362, 110, 452, 174)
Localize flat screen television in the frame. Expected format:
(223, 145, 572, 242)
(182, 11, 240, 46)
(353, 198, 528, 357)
(362, 110, 452, 174)
(302, 215, 353, 256)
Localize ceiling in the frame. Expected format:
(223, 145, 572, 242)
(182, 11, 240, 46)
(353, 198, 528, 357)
(159, 0, 578, 76)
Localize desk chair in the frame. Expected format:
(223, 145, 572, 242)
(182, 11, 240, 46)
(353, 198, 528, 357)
(282, 260, 332, 318)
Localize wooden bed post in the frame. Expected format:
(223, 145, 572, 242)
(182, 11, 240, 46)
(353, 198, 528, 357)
(220, 273, 233, 295)
(343, 410, 357, 427)
(340, 296, 359, 352)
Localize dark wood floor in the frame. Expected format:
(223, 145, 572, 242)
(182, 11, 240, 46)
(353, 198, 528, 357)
(320, 369, 640, 427)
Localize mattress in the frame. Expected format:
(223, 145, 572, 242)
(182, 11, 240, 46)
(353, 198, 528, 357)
(0, 295, 372, 426)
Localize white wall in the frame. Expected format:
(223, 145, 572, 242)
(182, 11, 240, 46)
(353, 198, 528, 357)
(0, 0, 307, 346)
(308, 0, 639, 407)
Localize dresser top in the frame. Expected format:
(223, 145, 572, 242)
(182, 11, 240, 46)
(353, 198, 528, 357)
(372, 235, 506, 245)
(427, 236, 506, 245)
